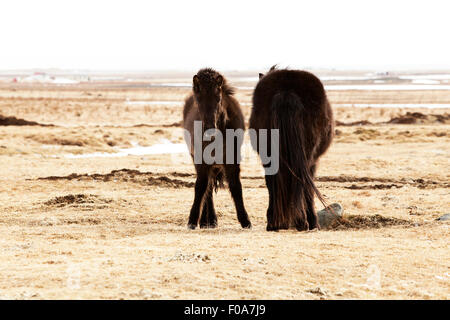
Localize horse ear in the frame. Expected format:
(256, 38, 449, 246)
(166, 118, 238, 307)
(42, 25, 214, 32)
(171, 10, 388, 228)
(216, 75, 223, 87)
(193, 75, 199, 91)
(259, 73, 264, 79)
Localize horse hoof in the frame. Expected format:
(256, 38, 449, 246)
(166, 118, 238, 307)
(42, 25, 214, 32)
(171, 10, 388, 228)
(266, 224, 278, 232)
(295, 225, 309, 232)
(240, 220, 252, 229)
(187, 223, 197, 230)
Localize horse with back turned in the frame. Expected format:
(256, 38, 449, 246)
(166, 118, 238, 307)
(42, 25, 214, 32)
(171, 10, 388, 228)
(250, 66, 334, 231)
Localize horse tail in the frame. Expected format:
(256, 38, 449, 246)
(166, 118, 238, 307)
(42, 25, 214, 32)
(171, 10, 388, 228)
(270, 91, 326, 229)
(212, 167, 224, 192)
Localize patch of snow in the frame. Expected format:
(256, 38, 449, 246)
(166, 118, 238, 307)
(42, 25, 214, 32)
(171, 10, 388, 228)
(325, 84, 450, 91)
(319, 75, 381, 81)
(125, 100, 183, 106)
(151, 82, 191, 87)
(19, 74, 79, 84)
(411, 79, 440, 85)
(399, 74, 450, 80)
(335, 103, 450, 109)
(52, 77, 79, 84)
(65, 140, 188, 159)
(230, 77, 259, 82)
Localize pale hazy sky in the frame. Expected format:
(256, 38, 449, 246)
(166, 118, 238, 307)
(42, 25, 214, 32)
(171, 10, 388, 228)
(1, 0, 449, 71)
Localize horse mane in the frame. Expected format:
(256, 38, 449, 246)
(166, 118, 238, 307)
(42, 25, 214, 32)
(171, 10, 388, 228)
(196, 68, 235, 96)
(268, 65, 294, 73)
(269, 64, 278, 72)
(258, 65, 280, 80)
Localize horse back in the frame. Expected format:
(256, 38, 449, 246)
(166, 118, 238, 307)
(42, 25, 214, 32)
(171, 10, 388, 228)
(250, 69, 333, 160)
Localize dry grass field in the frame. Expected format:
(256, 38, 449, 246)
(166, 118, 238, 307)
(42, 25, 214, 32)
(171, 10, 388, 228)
(0, 74, 449, 299)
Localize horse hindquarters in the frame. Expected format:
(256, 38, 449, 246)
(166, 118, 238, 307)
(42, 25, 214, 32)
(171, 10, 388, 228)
(269, 91, 320, 231)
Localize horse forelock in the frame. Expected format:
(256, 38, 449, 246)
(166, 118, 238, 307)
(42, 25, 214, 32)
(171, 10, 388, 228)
(196, 68, 235, 96)
(196, 68, 220, 86)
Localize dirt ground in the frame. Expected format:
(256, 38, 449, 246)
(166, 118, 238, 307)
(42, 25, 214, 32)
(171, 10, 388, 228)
(0, 77, 448, 300)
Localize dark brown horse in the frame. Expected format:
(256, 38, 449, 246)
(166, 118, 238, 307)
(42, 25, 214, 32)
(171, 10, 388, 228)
(249, 66, 334, 231)
(183, 68, 251, 230)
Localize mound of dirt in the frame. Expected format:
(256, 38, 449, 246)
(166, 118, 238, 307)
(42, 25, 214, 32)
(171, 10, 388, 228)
(0, 115, 53, 126)
(346, 183, 403, 190)
(43, 194, 113, 208)
(387, 112, 450, 125)
(26, 133, 111, 147)
(38, 169, 195, 188)
(168, 252, 211, 263)
(329, 214, 413, 230)
(147, 176, 194, 188)
(133, 121, 181, 128)
(37, 170, 449, 190)
(316, 175, 449, 190)
(335, 120, 373, 126)
(34, 137, 84, 146)
(335, 112, 449, 126)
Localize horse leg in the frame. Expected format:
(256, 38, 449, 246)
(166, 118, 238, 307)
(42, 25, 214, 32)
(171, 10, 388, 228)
(199, 187, 210, 228)
(294, 203, 310, 231)
(294, 181, 310, 231)
(188, 166, 209, 230)
(206, 191, 218, 228)
(264, 174, 277, 231)
(225, 164, 251, 228)
(306, 163, 319, 230)
(305, 189, 319, 230)
(199, 188, 217, 228)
